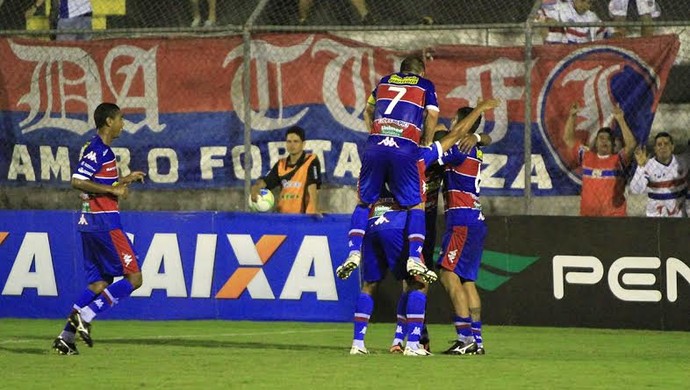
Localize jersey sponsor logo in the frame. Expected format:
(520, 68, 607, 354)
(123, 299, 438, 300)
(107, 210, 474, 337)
(537, 46, 658, 185)
(83, 151, 97, 163)
(377, 136, 400, 148)
(281, 179, 302, 189)
(77, 167, 91, 175)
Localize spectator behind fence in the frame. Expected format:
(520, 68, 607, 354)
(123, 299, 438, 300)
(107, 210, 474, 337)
(609, 0, 660, 38)
(250, 126, 322, 214)
(630, 132, 688, 217)
(25, 0, 92, 41)
(563, 103, 637, 217)
(190, 0, 216, 27)
(298, 0, 373, 25)
(537, 0, 610, 44)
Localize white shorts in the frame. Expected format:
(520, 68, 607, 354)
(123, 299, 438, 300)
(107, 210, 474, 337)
(609, 0, 660, 18)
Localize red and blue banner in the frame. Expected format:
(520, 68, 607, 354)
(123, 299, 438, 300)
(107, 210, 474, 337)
(0, 34, 678, 195)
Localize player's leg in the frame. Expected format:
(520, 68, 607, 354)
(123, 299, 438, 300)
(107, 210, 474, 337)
(437, 225, 476, 355)
(419, 211, 438, 352)
(340, 149, 386, 278)
(351, 281, 376, 355)
(458, 222, 487, 354)
(464, 281, 484, 354)
(391, 158, 437, 283)
(402, 279, 431, 356)
(73, 229, 141, 346)
(350, 232, 385, 355)
(53, 233, 109, 354)
(382, 230, 409, 353)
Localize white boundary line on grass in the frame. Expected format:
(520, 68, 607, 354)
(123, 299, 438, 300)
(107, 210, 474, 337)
(0, 328, 337, 345)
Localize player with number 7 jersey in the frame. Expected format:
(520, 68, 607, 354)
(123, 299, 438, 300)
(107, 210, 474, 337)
(344, 55, 440, 285)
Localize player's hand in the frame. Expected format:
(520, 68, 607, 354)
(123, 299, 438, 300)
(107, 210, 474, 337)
(478, 98, 500, 111)
(613, 104, 625, 121)
(457, 133, 480, 153)
(634, 146, 648, 167)
(110, 183, 130, 199)
(122, 171, 146, 184)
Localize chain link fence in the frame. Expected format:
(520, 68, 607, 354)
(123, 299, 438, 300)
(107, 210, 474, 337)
(1, 0, 689, 217)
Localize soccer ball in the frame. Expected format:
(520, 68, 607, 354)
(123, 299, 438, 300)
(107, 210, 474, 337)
(249, 188, 275, 212)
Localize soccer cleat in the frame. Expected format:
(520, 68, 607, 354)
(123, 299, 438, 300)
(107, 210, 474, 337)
(349, 346, 369, 355)
(336, 252, 361, 280)
(442, 340, 478, 355)
(68, 311, 93, 347)
(420, 335, 431, 353)
(403, 346, 433, 356)
(406, 258, 438, 283)
(389, 343, 404, 354)
(475, 345, 486, 355)
(52, 337, 79, 355)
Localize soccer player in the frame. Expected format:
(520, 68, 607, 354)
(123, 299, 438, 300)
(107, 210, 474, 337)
(630, 133, 688, 217)
(343, 55, 440, 284)
(408, 124, 493, 353)
(563, 103, 637, 216)
(52, 103, 146, 355)
(338, 100, 500, 356)
(436, 106, 492, 356)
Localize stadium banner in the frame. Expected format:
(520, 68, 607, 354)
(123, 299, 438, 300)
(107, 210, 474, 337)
(371, 216, 690, 330)
(0, 211, 359, 321)
(0, 34, 679, 195)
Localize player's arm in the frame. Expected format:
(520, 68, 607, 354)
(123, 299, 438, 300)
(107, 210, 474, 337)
(363, 97, 375, 133)
(71, 178, 128, 199)
(119, 171, 146, 185)
(441, 99, 500, 153)
(422, 108, 439, 146)
(563, 102, 579, 150)
(614, 105, 637, 161)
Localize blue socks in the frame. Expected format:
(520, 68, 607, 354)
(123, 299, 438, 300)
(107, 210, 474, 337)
(454, 315, 473, 340)
(80, 279, 135, 322)
(392, 291, 409, 346)
(348, 204, 369, 255)
(405, 290, 426, 349)
(352, 293, 374, 348)
(472, 321, 483, 345)
(407, 209, 426, 261)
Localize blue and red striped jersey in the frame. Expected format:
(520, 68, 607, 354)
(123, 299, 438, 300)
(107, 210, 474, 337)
(440, 144, 484, 226)
(73, 135, 122, 232)
(368, 72, 439, 152)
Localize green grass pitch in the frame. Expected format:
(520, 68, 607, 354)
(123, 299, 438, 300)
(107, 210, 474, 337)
(0, 319, 688, 389)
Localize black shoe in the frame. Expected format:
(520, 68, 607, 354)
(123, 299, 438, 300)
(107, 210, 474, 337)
(68, 311, 93, 347)
(475, 344, 485, 355)
(442, 340, 478, 355)
(52, 337, 79, 355)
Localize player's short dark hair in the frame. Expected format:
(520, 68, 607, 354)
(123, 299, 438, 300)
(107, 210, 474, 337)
(286, 126, 305, 141)
(400, 55, 425, 74)
(433, 129, 449, 142)
(456, 106, 482, 134)
(655, 132, 673, 144)
(94, 103, 121, 129)
(596, 127, 614, 142)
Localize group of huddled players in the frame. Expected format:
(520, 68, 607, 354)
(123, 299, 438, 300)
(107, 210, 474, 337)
(335, 55, 500, 356)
